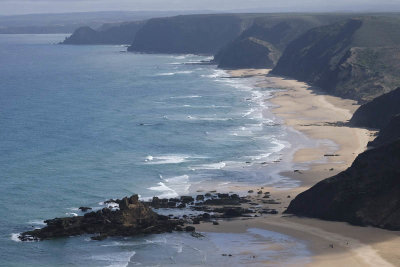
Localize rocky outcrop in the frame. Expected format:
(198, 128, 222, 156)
(128, 14, 249, 54)
(19, 195, 180, 241)
(271, 17, 400, 102)
(350, 87, 400, 129)
(285, 140, 400, 230)
(62, 21, 145, 45)
(19, 191, 283, 241)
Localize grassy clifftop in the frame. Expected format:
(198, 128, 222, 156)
(271, 16, 400, 102)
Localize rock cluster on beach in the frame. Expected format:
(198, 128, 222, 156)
(19, 191, 281, 241)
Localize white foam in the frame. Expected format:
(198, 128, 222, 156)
(11, 233, 21, 242)
(169, 95, 202, 99)
(65, 212, 78, 217)
(28, 220, 46, 226)
(145, 155, 153, 162)
(156, 71, 193, 76)
(144, 154, 190, 165)
(163, 174, 191, 195)
(191, 162, 226, 170)
(201, 69, 227, 78)
(148, 182, 179, 199)
(92, 251, 136, 267)
(156, 72, 175, 76)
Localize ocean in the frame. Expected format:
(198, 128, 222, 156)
(0, 34, 313, 266)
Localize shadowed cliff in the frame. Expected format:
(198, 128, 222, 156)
(285, 140, 400, 230)
(128, 14, 251, 54)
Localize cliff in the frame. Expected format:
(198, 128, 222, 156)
(214, 15, 351, 69)
(285, 140, 400, 230)
(128, 14, 252, 54)
(271, 16, 400, 102)
(369, 115, 400, 148)
(350, 87, 400, 129)
(62, 21, 145, 45)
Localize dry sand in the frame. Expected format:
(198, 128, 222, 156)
(196, 69, 400, 266)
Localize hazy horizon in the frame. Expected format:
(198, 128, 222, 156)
(1, 0, 400, 16)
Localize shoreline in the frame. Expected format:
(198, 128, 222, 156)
(196, 69, 400, 266)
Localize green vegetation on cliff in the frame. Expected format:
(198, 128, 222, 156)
(214, 14, 352, 69)
(271, 16, 400, 102)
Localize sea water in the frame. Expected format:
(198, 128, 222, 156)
(0, 34, 312, 266)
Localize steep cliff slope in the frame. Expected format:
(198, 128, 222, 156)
(128, 14, 252, 54)
(350, 87, 400, 129)
(271, 16, 400, 102)
(285, 140, 400, 230)
(368, 115, 400, 147)
(214, 14, 351, 69)
(62, 21, 145, 45)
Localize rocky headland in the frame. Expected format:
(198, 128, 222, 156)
(19, 190, 284, 241)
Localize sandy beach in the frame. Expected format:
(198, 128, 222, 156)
(196, 69, 400, 266)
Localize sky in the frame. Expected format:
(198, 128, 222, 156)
(1, 0, 400, 16)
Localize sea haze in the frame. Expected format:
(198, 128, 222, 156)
(0, 34, 312, 266)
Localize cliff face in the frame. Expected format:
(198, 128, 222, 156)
(285, 140, 400, 230)
(350, 87, 400, 129)
(128, 14, 247, 54)
(62, 21, 145, 45)
(214, 15, 351, 69)
(369, 115, 400, 148)
(214, 36, 280, 69)
(271, 17, 400, 102)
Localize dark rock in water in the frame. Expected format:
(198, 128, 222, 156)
(213, 221, 219, 225)
(185, 226, 195, 232)
(285, 140, 400, 230)
(177, 203, 186, 209)
(180, 196, 194, 204)
(79, 207, 92, 212)
(248, 190, 254, 193)
(203, 198, 240, 206)
(196, 195, 205, 201)
(19, 194, 181, 241)
(191, 232, 204, 238)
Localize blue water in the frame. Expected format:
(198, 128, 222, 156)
(0, 34, 311, 266)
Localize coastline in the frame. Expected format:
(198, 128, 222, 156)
(196, 69, 400, 266)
